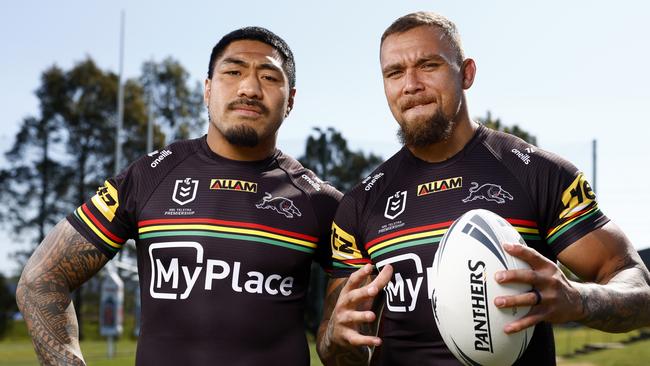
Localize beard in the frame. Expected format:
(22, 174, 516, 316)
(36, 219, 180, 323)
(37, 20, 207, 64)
(223, 125, 259, 147)
(209, 113, 259, 147)
(397, 109, 454, 147)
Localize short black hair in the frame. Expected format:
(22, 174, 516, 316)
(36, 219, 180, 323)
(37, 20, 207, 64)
(207, 26, 296, 89)
(381, 12, 465, 66)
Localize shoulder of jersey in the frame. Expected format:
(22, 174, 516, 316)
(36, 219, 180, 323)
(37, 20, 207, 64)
(128, 138, 203, 182)
(345, 148, 404, 200)
(275, 153, 342, 200)
(481, 127, 569, 172)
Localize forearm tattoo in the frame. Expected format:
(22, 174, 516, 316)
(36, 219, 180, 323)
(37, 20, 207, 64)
(580, 258, 650, 332)
(318, 279, 370, 366)
(16, 220, 109, 365)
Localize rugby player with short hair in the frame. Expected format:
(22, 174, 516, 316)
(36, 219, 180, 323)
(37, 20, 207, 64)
(17, 26, 342, 365)
(317, 12, 650, 365)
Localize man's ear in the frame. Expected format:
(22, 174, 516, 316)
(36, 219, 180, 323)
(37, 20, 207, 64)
(461, 59, 476, 90)
(285, 88, 296, 117)
(203, 78, 211, 105)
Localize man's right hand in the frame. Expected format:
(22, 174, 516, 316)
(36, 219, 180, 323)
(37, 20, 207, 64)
(317, 264, 393, 365)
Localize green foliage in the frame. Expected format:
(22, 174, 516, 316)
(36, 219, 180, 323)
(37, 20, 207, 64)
(140, 57, 206, 142)
(477, 111, 538, 146)
(0, 56, 202, 269)
(299, 127, 383, 192)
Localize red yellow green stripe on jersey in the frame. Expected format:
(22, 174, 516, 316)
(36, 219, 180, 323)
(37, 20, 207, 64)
(364, 218, 541, 260)
(73, 204, 126, 253)
(138, 218, 318, 254)
(546, 205, 600, 244)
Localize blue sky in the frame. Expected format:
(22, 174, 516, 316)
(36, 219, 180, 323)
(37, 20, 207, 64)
(1, 0, 649, 275)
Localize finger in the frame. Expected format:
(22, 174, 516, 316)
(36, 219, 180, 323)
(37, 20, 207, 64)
(343, 264, 374, 293)
(495, 268, 539, 285)
(504, 312, 545, 334)
(342, 329, 383, 347)
(337, 309, 377, 325)
(367, 264, 394, 296)
(344, 283, 384, 308)
(494, 289, 542, 308)
(502, 243, 553, 269)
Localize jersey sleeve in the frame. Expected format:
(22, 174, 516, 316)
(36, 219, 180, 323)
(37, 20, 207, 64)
(539, 158, 609, 254)
(329, 193, 373, 278)
(66, 164, 139, 259)
(311, 186, 343, 273)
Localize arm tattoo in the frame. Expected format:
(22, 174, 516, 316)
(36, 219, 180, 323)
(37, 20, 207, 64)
(579, 256, 650, 332)
(16, 219, 109, 365)
(317, 279, 371, 366)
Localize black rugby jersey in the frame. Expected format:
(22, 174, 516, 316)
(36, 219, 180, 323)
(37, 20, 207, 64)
(67, 136, 341, 366)
(330, 125, 608, 366)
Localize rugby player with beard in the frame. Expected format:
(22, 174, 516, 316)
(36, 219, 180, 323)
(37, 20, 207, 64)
(317, 12, 650, 366)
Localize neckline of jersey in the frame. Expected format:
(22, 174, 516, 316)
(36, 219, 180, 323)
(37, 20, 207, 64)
(402, 124, 487, 168)
(198, 135, 282, 168)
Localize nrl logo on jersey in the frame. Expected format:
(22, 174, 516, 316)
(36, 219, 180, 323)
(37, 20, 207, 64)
(384, 191, 407, 220)
(210, 179, 257, 193)
(417, 176, 463, 196)
(172, 178, 199, 206)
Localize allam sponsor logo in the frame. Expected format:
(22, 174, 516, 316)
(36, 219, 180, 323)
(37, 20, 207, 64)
(149, 242, 294, 300)
(210, 179, 257, 193)
(417, 177, 463, 196)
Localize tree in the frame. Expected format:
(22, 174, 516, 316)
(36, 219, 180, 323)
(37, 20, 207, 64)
(299, 127, 383, 192)
(140, 57, 206, 143)
(299, 127, 383, 334)
(0, 66, 75, 266)
(477, 111, 537, 145)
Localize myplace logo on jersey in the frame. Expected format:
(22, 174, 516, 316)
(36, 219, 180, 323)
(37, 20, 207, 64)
(376, 253, 435, 312)
(149, 242, 294, 300)
(172, 178, 199, 206)
(148, 149, 172, 168)
(384, 191, 407, 220)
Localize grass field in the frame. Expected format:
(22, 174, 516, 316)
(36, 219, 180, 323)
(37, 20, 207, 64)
(1, 324, 647, 365)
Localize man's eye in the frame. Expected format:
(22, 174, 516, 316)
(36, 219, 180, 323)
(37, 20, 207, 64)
(262, 75, 279, 82)
(385, 70, 403, 79)
(422, 63, 440, 70)
(224, 70, 240, 76)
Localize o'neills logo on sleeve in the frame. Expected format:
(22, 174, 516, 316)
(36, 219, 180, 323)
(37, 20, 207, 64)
(417, 176, 463, 196)
(210, 179, 257, 193)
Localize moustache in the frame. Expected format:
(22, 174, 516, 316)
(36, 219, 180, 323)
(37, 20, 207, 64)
(400, 97, 436, 112)
(227, 98, 269, 115)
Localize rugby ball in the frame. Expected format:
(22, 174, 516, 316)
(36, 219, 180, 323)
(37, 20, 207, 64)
(431, 209, 533, 366)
